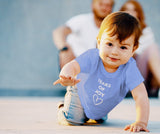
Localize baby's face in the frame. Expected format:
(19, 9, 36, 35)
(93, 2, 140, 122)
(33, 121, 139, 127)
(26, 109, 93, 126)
(98, 32, 136, 72)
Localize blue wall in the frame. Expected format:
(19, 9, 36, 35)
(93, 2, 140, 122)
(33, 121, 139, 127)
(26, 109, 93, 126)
(0, 0, 159, 96)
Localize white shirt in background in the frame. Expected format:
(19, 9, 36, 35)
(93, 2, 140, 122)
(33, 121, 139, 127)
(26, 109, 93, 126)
(66, 13, 99, 57)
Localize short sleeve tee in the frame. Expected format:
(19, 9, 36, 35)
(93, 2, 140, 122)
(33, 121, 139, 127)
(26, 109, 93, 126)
(75, 48, 144, 120)
(65, 13, 99, 57)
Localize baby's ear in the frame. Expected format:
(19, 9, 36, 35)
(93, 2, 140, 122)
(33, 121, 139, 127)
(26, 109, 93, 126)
(133, 45, 138, 53)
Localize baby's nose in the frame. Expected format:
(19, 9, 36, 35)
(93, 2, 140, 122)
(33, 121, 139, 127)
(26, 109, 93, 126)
(111, 47, 118, 55)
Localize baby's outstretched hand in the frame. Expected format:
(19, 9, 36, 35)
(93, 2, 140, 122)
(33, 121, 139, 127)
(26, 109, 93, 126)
(124, 122, 149, 132)
(53, 75, 80, 86)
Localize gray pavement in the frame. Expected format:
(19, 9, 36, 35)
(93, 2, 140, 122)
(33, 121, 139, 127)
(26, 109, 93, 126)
(0, 97, 159, 134)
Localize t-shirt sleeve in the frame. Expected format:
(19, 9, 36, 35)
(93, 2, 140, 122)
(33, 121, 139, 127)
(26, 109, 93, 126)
(125, 58, 144, 91)
(65, 14, 84, 33)
(75, 49, 98, 73)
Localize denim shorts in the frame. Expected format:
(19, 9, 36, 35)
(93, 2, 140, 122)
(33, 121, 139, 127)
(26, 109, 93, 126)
(57, 86, 107, 125)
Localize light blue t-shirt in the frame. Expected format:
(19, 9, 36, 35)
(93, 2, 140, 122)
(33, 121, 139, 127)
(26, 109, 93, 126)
(76, 48, 144, 120)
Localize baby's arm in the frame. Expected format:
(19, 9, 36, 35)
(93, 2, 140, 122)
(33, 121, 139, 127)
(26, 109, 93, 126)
(53, 60, 81, 86)
(124, 83, 149, 132)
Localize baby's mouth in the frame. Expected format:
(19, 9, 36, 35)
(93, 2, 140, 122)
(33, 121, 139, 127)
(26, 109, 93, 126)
(109, 57, 119, 62)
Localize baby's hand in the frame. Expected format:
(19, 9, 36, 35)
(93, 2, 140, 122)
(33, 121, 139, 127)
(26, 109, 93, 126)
(124, 121, 149, 132)
(53, 75, 80, 86)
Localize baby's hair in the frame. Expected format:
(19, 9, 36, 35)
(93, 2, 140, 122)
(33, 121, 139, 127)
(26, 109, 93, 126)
(97, 11, 142, 48)
(120, 0, 146, 30)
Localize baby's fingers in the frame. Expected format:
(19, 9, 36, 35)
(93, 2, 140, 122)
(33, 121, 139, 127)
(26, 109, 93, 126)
(60, 75, 80, 84)
(53, 75, 70, 85)
(59, 75, 68, 80)
(132, 126, 149, 132)
(124, 125, 135, 132)
(73, 79, 81, 84)
(124, 125, 137, 132)
(53, 79, 61, 85)
(140, 127, 149, 132)
(124, 124, 149, 132)
(124, 125, 130, 131)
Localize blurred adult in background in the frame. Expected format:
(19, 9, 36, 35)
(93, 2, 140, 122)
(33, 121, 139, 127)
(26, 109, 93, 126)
(120, 0, 160, 97)
(53, 0, 114, 69)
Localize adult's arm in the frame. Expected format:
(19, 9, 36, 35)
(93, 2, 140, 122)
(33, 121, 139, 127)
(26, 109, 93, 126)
(53, 26, 76, 69)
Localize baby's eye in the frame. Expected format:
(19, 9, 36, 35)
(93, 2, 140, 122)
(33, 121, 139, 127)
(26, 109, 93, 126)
(120, 46, 127, 50)
(107, 43, 113, 46)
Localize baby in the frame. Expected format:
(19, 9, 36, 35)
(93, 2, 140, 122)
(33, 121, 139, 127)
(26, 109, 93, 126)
(54, 11, 149, 132)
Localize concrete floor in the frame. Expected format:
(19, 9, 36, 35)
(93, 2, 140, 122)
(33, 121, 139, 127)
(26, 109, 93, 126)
(0, 97, 159, 134)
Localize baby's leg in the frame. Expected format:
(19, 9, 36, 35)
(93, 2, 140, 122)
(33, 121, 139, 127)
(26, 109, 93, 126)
(57, 86, 86, 125)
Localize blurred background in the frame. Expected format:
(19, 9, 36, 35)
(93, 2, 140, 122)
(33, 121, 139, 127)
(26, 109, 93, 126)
(0, 0, 160, 97)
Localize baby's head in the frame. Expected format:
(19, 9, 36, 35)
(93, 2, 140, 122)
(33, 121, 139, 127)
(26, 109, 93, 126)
(97, 12, 142, 72)
(97, 11, 142, 50)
